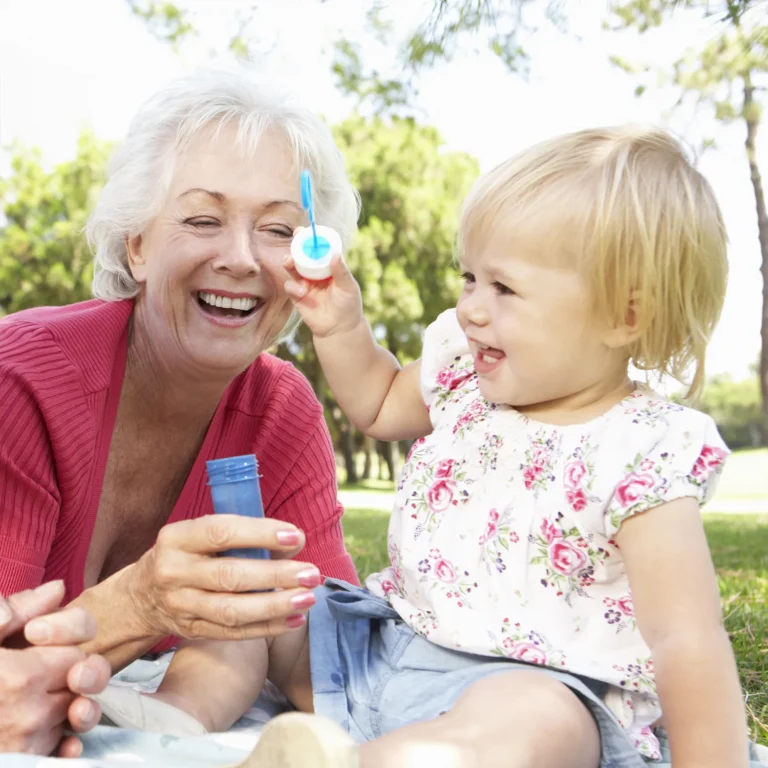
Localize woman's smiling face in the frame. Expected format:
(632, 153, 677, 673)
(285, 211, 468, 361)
(127, 122, 302, 377)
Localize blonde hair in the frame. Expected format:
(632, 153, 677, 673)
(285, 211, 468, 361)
(458, 125, 728, 400)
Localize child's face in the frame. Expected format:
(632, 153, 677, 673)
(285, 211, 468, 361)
(456, 229, 625, 410)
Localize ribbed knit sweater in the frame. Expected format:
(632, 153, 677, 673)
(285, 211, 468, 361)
(0, 299, 358, 618)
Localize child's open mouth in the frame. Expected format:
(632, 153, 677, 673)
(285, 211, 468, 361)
(474, 344, 505, 374)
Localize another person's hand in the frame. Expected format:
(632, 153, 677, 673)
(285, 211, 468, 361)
(283, 251, 364, 339)
(127, 515, 324, 642)
(0, 580, 111, 757)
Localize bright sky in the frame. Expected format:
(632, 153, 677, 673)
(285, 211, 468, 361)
(0, 0, 764, 380)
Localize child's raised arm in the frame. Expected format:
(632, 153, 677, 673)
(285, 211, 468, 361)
(616, 497, 749, 768)
(284, 253, 432, 442)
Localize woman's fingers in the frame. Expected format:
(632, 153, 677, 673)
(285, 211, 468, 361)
(157, 516, 306, 558)
(168, 556, 322, 594)
(67, 653, 112, 696)
(57, 735, 85, 759)
(180, 608, 311, 642)
(66, 693, 102, 733)
(168, 586, 317, 640)
(24, 605, 97, 647)
(0, 581, 65, 641)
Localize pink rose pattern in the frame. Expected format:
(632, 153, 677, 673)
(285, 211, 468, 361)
(607, 439, 726, 533)
(374, 335, 728, 761)
(691, 444, 728, 480)
(603, 593, 637, 633)
(490, 617, 567, 668)
(453, 397, 496, 438)
(562, 437, 600, 512)
(419, 548, 479, 609)
(400, 441, 471, 535)
(519, 431, 559, 497)
(479, 506, 519, 574)
(529, 513, 612, 603)
(430, 356, 476, 412)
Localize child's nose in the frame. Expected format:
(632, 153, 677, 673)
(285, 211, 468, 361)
(459, 292, 490, 327)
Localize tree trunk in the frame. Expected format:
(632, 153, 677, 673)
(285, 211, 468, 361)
(362, 435, 373, 481)
(377, 441, 389, 481)
(382, 440, 401, 484)
(743, 74, 768, 444)
(334, 413, 358, 485)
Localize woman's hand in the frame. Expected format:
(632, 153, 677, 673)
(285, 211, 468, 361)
(0, 581, 111, 757)
(126, 515, 324, 642)
(283, 250, 364, 339)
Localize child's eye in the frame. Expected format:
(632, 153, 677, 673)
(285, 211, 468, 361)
(460, 271, 475, 284)
(493, 281, 515, 296)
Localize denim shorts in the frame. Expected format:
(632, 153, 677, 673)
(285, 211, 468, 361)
(308, 579, 650, 768)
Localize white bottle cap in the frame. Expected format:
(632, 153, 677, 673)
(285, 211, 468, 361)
(290, 225, 342, 281)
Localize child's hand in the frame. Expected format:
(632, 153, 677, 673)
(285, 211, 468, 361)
(283, 249, 363, 339)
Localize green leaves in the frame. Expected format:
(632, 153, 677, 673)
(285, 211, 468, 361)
(0, 131, 111, 315)
(126, 1, 195, 51)
(330, 112, 478, 358)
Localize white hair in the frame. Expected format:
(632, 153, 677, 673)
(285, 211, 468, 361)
(87, 66, 360, 314)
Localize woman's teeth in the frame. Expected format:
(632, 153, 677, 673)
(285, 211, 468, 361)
(198, 291, 258, 312)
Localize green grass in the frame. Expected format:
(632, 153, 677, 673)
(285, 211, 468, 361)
(342, 506, 391, 577)
(339, 479, 396, 494)
(705, 514, 768, 745)
(342, 507, 768, 746)
(711, 448, 768, 503)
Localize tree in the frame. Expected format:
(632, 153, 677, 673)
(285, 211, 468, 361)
(0, 131, 112, 315)
(699, 372, 763, 448)
(276, 113, 479, 481)
(671, 362, 763, 446)
(608, 0, 768, 443)
(126, 1, 565, 115)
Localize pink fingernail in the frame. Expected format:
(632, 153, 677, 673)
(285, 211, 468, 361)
(286, 613, 307, 628)
(297, 569, 322, 588)
(276, 530, 301, 546)
(291, 592, 316, 610)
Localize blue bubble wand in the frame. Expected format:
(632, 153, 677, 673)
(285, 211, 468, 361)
(300, 169, 319, 252)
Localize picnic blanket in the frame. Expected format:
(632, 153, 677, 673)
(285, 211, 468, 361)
(3, 652, 767, 767)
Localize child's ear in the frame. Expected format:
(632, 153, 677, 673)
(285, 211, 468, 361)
(604, 294, 644, 349)
(126, 235, 147, 283)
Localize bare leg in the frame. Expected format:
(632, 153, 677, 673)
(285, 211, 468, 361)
(266, 622, 313, 712)
(153, 638, 270, 731)
(359, 671, 601, 768)
(151, 624, 313, 731)
(239, 668, 602, 768)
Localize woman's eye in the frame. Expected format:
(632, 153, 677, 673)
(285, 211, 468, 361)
(185, 218, 219, 228)
(265, 227, 294, 238)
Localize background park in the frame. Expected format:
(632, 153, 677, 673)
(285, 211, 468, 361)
(1, 0, 766, 747)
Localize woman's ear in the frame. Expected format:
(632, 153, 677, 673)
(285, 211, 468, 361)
(126, 234, 147, 283)
(604, 294, 644, 349)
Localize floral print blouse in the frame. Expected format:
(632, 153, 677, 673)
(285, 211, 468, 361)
(365, 309, 729, 760)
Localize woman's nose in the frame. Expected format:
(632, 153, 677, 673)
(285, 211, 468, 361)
(212, 228, 261, 278)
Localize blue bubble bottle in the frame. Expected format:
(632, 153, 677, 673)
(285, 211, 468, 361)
(206, 454, 270, 560)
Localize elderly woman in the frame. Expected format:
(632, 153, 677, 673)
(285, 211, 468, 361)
(0, 67, 360, 755)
